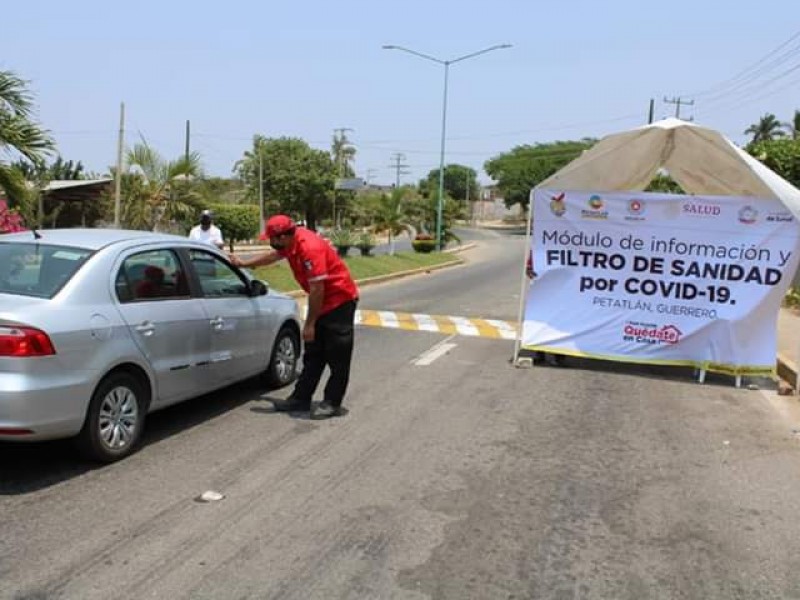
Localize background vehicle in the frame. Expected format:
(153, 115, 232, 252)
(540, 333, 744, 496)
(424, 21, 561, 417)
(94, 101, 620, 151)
(0, 229, 301, 462)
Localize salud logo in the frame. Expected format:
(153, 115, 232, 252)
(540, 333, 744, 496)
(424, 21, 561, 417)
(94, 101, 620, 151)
(588, 195, 604, 210)
(738, 205, 758, 224)
(549, 192, 566, 217)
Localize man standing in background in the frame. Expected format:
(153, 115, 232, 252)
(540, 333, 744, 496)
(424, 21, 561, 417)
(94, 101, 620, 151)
(189, 210, 224, 250)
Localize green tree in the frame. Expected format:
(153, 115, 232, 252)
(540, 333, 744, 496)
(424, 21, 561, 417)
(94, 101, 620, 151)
(117, 143, 202, 231)
(420, 164, 479, 203)
(645, 172, 686, 194)
(747, 138, 800, 188)
(371, 188, 410, 255)
(196, 177, 245, 205)
(0, 70, 54, 216)
(331, 130, 356, 178)
(12, 156, 85, 181)
(783, 110, 800, 140)
(404, 190, 464, 246)
(745, 113, 786, 144)
(234, 136, 336, 230)
(484, 139, 595, 213)
(209, 203, 260, 252)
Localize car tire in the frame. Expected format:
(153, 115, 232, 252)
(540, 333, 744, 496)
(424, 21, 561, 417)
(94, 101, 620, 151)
(266, 325, 300, 388)
(76, 371, 148, 463)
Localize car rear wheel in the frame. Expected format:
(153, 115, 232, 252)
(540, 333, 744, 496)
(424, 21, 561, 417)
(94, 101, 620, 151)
(76, 371, 147, 463)
(266, 326, 300, 388)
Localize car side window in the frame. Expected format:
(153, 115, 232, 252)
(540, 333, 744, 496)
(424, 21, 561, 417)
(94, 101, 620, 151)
(189, 250, 249, 298)
(117, 249, 190, 303)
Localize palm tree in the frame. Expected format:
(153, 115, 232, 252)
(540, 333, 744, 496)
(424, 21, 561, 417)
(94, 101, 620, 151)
(331, 131, 356, 177)
(745, 113, 786, 144)
(121, 142, 202, 231)
(0, 70, 54, 214)
(372, 189, 409, 255)
(784, 110, 800, 140)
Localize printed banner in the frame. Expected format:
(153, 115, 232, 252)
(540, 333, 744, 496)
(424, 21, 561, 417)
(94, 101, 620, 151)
(523, 189, 800, 374)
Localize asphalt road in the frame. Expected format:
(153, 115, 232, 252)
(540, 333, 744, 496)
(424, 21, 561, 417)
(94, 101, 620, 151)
(3, 227, 800, 599)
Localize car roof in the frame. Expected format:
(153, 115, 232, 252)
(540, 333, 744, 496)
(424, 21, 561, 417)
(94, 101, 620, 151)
(0, 228, 190, 251)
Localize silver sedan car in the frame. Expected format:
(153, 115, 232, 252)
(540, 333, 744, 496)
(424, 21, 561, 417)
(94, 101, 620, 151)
(0, 229, 301, 462)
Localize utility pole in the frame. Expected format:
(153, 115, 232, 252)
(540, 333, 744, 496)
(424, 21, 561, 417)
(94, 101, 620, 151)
(389, 152, 409, 188)
(663, 96, 694, 120)
(113, 102, 125, 229)
(258, 150, 265, 239)
(184, 120, 190, 164)
(648, 98, 655, 124)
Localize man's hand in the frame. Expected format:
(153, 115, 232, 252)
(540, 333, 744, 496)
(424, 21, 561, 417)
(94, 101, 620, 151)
(303, 321, 316, 342)
(228, 254, 242, 267)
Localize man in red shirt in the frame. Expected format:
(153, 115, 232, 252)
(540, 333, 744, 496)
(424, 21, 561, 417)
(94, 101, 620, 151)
(230, 215, 359, 419)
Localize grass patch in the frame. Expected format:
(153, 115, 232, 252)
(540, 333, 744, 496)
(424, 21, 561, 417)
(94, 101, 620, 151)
(253, 251, 461, 293)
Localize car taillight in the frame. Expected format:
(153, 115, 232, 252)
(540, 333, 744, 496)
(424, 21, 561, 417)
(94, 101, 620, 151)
(0, 326, 56, 357)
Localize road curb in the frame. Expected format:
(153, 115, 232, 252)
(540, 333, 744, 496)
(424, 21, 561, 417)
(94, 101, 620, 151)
(282, 246, 475, 298)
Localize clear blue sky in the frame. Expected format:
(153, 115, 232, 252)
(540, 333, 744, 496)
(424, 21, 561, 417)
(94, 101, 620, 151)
(4, 0, 799, 185)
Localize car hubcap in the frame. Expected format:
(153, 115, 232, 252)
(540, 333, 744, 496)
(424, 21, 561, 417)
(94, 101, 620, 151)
(99, 386, 138, 450)
(275, 335, 297, 382)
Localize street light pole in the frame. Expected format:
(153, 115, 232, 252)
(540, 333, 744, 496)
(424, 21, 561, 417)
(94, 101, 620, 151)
(437, 62, 449, 251)
(383, 44, 511, 250)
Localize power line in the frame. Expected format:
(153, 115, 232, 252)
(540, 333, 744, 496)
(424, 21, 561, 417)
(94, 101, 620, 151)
(683, 28, 800, 99)
(701, 61, 800, 113)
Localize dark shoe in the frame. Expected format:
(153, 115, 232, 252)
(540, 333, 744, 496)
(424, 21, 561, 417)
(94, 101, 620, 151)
(311, 402, 346, 420)
(271, 396, 310, 412)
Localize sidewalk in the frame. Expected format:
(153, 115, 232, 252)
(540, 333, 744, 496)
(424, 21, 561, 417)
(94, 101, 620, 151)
(777, 308, 800, 389)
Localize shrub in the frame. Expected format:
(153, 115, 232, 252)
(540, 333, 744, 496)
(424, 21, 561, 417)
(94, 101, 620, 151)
(0, 200, 26, 233)
(356, 232, 376, 256)
(412, 233, 436, 253)
(328, 229, 355, 257)
(208, 204, 260, 252)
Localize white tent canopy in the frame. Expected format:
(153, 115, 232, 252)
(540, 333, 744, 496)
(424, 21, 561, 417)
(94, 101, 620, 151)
(537, 118, 800, 220)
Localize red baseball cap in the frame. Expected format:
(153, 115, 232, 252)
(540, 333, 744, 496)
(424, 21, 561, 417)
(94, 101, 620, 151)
(264, 215, 296, 239)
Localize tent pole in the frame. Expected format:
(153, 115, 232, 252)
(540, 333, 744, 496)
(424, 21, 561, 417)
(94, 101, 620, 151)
(513, 188, 537, 366)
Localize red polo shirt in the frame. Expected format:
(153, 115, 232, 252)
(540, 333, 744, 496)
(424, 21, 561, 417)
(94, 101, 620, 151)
(279, 228, 359, 315)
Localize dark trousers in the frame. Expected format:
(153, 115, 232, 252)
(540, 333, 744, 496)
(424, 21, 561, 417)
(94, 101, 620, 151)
(293, 299, 357, 408)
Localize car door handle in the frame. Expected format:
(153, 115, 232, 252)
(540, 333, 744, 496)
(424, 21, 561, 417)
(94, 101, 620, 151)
(209, 317, 224, 330)
(135, 321, 155, 336)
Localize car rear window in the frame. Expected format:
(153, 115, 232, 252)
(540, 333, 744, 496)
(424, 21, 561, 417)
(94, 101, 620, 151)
(0, 242, 92, 298)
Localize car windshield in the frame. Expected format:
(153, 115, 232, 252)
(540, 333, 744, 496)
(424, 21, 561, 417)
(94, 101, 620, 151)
(0, 242, 92, 298)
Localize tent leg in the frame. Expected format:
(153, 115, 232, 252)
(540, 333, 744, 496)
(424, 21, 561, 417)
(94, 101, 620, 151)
(697, 369, 707, 384)
(735, 374, 743, 389)
(512, 191, 537, 369)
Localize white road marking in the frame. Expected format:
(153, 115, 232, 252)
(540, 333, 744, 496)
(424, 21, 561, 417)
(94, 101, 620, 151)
(378, 310, 400, 328)
(485, 318, 519, 340)
(449, 316, 480, 337)
(412, 313, 440, 332)
(412, 335, 458, 367)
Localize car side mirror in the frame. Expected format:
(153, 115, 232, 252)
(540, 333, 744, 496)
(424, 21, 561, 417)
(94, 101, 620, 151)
(249, 279, 269, 297)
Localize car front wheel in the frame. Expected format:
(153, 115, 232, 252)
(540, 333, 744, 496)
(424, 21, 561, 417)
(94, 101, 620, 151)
(77, 371, 147, 463)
